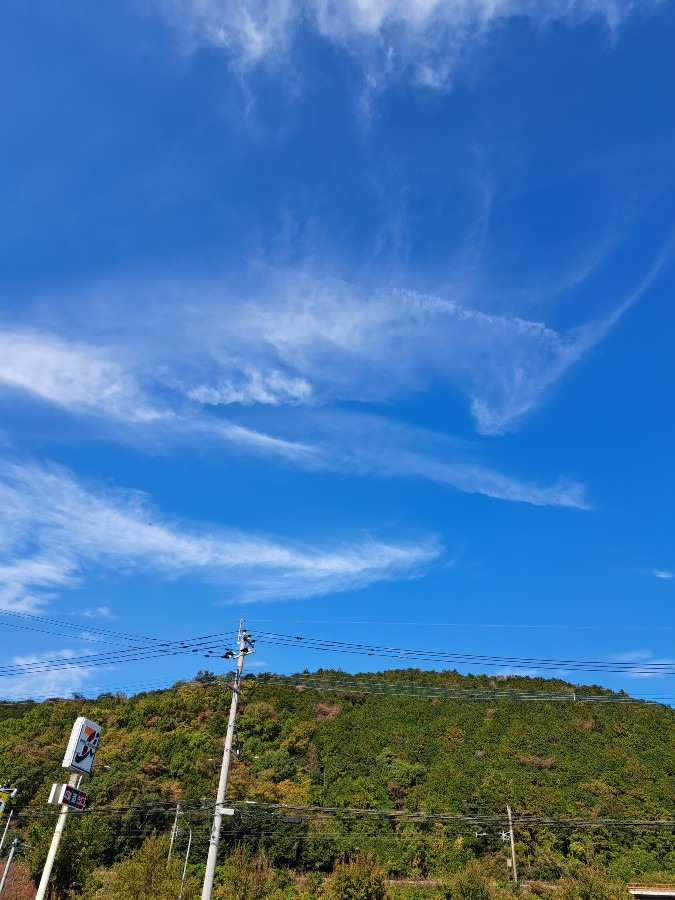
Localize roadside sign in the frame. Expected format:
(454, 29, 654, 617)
(0, 790, 9, 815)
(61, 785, 87, 812)
(48, 783, 87, 812)
(62, 717, 101, 774)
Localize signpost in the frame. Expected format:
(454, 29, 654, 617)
(35, 718, 101, 900)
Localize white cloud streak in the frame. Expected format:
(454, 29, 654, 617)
(157, 0, 662, 90)
(2, 649, 100, 700)
(83, 605, 117, 619)
(0, 283, 640, 438)
(0, 325, 317, 462)
(7, 238, 670, 441)
(188, 368, 313, 406)
(302, 411, 590, 508)
(652, 569, 673, 580)
(165, 264, 663, 435)
(3, 243, 666, 506)
(0, 460, 441, 609)
(0, 299, 597, 505)
(607, 650, 675, 678)
(0, 328, 160, 423)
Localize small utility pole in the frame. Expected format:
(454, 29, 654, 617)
(168, 803, 181, 864)
(0, 838, 19, 895)
(0, 811, 13, 855)
(179, 820, 193, 900)
(506, 805, 518, 884)
(200, 623, 253, 900)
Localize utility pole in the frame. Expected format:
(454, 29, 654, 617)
(0, 811, 13, 855)
(506, 805, 518, 884)
(0, 837, 19, 895)
(179, 820, 193, 900)
(200, 623, 254, 900)
(168, 803, 181, 864)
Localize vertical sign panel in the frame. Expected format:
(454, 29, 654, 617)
(62, 717, 101, 775)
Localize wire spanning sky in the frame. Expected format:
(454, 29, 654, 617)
(0, 0, 674, 700)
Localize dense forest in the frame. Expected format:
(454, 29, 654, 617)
(2, 668, 675, 898)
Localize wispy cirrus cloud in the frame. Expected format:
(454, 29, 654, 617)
(3, 243, 667, 505)
(0, 324, 316, 462)
(6, 235, 670, 443)
(0, 460, 441, 609)
(652, 569, 673, 580)
(188, 368, 313, 407)
(156, 0, 663, 91)
(296, 410, 590, 508)
(162, 261, 666, 435)
(0, 295, 598, 506)
(0, 328, 159, 423)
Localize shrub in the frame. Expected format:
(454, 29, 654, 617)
(319, 853, 390, 900)
(557, 863, 630, 899)
(215, 845, 273, 900)
(85, 834, 199, 899)
(444, 862, 491, 900)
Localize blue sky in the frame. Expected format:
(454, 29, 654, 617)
(1, 0, 674, 700)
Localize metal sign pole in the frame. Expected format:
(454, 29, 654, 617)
(0, 811, 13, 855)
(36, 716, 101, 900)
(35, 774, 80, 900)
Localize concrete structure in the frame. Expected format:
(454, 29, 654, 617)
(628, 886, 675, 898)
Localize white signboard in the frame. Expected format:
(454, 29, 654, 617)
(62, 717, 101, 775)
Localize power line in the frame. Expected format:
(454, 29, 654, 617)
(4, 614, 675, 684)
(0, 607, 163, 644)
(0, 633, 239, 677)
(3, 670, 669, 706)
(10, 799, 675, 833)
(257, 673, 642, 703)
(252, 631, 675, 676)
(249, 618, 675, 633)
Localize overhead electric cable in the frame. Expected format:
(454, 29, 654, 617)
(0, 607, 162, 643)
(252, 631, 675, 676)
(5, 613, 675, 683)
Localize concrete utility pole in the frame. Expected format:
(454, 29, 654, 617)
(0, 837, 19, 895)
(506, 805, 518, 884)
(179, 819, 193, 900)
(0, 811, 13, 855)
(200, 623, 253, 900)
(168, 803, 181, 864)
(35, 773, 81, 900)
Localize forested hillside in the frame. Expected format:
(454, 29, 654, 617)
(2, 668, 675, 897)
